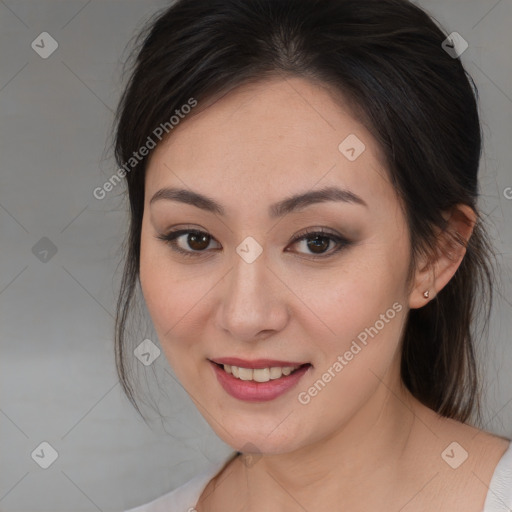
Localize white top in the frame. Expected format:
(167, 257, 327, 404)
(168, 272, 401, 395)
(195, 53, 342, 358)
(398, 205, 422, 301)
(125, 442, 512, 512)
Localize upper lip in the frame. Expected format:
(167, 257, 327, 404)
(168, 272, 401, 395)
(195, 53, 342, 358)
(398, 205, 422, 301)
(210, 357, 310, 369)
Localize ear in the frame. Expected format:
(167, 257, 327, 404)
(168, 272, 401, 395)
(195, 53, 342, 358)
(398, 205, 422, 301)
(408, 204, 476, 309)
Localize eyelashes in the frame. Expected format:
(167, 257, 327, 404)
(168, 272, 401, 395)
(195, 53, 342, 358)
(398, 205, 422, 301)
(154, 226, 352, 260)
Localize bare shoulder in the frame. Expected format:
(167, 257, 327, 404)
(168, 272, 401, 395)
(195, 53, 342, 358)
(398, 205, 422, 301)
(409, 406, 511, 511)
(433, 413, 510, 462)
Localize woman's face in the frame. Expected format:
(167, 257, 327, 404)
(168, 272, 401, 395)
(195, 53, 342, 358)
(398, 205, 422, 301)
(140, 76, 417, 454)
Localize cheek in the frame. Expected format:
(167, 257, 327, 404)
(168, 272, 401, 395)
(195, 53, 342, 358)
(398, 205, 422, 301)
(140, 225, 190, 325)
(139, 271, 203, 387)
(139, 243, 166, 328)
(314, 291, 406, 390)
(307, 250, 406, 342)
(296, 295, 407, 428)
(300, 242, 410, 405)
(139, 230, 213, 377)
(140, 230, 183, 349)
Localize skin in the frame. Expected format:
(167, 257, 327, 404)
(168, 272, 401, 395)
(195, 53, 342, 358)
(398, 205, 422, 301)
(139, 76, 510, 511)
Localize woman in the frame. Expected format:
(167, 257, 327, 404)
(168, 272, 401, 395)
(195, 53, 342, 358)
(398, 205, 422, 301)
(115, 0, 512, 510)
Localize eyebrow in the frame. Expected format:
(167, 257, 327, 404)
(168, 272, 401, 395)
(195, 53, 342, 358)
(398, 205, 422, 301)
(149, 185, 367, 218)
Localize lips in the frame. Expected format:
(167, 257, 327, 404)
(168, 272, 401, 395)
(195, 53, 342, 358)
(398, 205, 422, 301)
(208, 358, 312, 402)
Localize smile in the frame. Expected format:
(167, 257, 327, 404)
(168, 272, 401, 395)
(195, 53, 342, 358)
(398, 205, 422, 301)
(209, 360, 312, 402)
(223, 363, 302, 382)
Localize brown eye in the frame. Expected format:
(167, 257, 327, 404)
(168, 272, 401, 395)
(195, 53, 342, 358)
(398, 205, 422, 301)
(304, 234, 331, 254)
(288, 229, 350, 259)
(186, 232, 211, 251)
(155, 229, 220, 258)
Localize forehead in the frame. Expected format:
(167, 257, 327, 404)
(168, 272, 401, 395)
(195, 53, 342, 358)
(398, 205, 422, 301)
(145, 76, 394, 216)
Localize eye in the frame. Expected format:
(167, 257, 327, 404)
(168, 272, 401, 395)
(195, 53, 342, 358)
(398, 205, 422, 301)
(155, 228, 220, 258)
(155, 227, 351, 260)
(286, 227, 351, 259)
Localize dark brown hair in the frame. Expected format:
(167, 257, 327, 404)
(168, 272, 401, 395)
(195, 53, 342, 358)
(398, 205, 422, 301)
(113, 0, 498, 425)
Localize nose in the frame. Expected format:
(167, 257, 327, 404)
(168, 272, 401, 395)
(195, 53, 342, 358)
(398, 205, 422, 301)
(215, 246, 289, 343)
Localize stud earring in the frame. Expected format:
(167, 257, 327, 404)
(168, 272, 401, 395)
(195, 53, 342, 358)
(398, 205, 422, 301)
(423, 290, 430, 299)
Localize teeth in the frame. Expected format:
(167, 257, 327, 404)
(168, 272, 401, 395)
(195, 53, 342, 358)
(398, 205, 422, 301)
(269, 367, 282, 379)
(222, 364, 301, 382)
(238, 367, 253, 381)
(253, 368, 270, 382)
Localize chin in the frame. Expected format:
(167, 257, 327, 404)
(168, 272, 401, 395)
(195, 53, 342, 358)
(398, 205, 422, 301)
(209, 416, 308, 456)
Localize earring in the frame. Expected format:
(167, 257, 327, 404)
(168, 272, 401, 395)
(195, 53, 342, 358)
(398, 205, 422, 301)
(423, 290, 430, 299)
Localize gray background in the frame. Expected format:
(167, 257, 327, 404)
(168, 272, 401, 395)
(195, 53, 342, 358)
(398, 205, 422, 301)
(0, 1, 511, 511)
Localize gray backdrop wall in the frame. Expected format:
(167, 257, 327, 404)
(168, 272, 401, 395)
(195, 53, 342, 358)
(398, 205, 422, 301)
(1, 1, 511, 511)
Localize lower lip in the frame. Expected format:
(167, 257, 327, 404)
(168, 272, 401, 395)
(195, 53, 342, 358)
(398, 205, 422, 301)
(210, 361, 311, 402)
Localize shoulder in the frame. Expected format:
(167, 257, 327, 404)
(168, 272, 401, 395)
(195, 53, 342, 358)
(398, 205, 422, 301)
(434, 415, 510, 464)
(123, 453, 238, 512)
(424, 413, 512, 510)
(402, 405, 511, 511)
